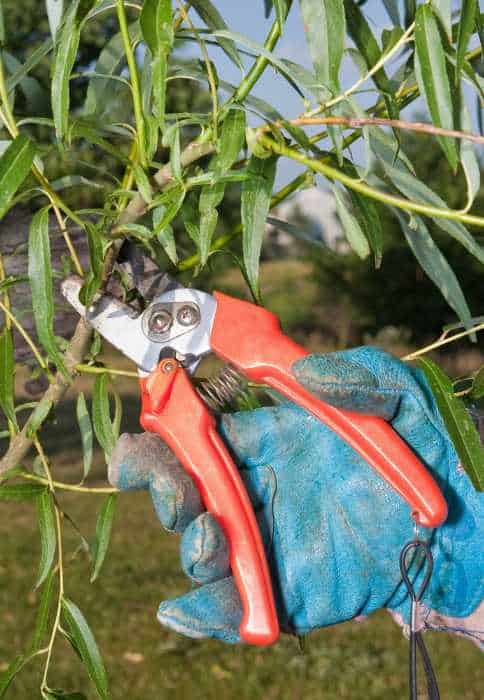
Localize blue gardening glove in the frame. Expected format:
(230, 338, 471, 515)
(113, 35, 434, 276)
(109, 347, 484, 647)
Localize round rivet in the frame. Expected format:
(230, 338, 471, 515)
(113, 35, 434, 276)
(148, 309, 172, 334)
(177, 304, 200, 327)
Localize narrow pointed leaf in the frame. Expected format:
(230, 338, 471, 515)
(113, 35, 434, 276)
(30, 568, 56, 653)
(396, 212, 473, 331)
(28, 207, 68, 375)
(91, 494, 117, 582)
(133, 165, 153, 203)
(242, 155, 277, 301)
(190, 0, 243, 69)
(299, 0, 345, 94)
(432, 0, 452, 41)
(382, 0, 400, 26)
(51, 3, 81, 141)
(332, 186, 370, 260)
(418, 358, 484, 491)
(0, 483, 47, 501)
(350, 191, 383, 268)
(0, 655, 26, 697)
(26, 398, 54, 437)
(140, 0, 173, 128)
(0, 329, 17, 427)
(414, 5, 458, 170)
(76, 393, 93, 480)
(61, 598, 111, 700)
(35, 490, 56, 589)
(92, 375, 120, 459)
(274, 0, 288, 29)
(46, 0, 65, 39)
(471, 367, 484, 401)
(198, 109, 245, 264)
(455, 0, 477, 84)
(0, 134, 35, 219)
(460, 102, 480, 210)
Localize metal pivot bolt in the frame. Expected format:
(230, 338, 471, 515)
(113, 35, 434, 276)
(148, 309, 173, 334)
(177, 304, 200, 327)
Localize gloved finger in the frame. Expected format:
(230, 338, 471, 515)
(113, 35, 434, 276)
(109, 432, 203, 532)
(180, 513, 230, 584)
(157, 577, 242, 643)
(292, 348, 418, 420)
(220, 407, 292, 467)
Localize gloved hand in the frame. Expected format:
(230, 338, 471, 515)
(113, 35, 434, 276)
(109, 347, 483, 646)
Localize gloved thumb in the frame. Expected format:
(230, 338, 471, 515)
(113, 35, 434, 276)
(157, 577, 242, 643)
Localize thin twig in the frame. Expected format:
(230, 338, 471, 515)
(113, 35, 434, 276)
(21, 472, 118, 494)
(0, 300, 49, 372)
(402, 323, 484, 362)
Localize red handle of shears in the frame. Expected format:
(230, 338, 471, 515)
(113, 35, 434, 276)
(211, 292, 448, 529)
(139, 359, 279, 646)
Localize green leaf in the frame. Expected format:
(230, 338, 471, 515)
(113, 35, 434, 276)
(92, 374, 120, 459)
(61, 598, 111, 700)
(26, 398, 54, 438)
(0, 655, 26, 697)
(6, 38, 53, 95)
(30, 568, 56, 653)
(28, 207, 68, 376)
(91, 494, 117, 582)
(0, 134, 36, 219)
(0, 329, 17, 427)
(414, 5, 458, 171)
(349, 191, 383, 268)
(0, 483, 47, 501)
(76, 392, 93, 480)
(274, 0, 288, 29)
(52, 1, 96, 139)
(153, 188, 185, 265)
(133, 164, 153, 203)
(140, 0, 173, 128)
(455, 0, 477, 85)
(242, 155, 277, 301)
(198, 109, 245, 264)
(432, 0, 452, 42)
(2, 51, 48, 114)
(332, 186, 370, 260)
(396, 212, 473, 333)
(418, 358, 484, 491)
(44, 692, 88, 700)
(378, 156, 484, 265)
(46, 0, 65, 39)
(382, 0, 400, 26)
(460, 102, 480, 210)
(190, 0, 243, 69)
(471, 367, 484, 401)
(299, 0, 345, 94)
(35, 490, 57, 588)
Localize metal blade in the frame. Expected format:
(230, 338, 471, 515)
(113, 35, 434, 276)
(115, 241, 183, 301)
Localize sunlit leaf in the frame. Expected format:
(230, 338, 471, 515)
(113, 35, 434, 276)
(133, 164, 153, 203)
(432, 0, 452, 42)
(418, 357, 484, 491)
(332, 185, 370, 260)
(414, 5, 458, 170)
(61, 598, 111, 700)
(140, 0, 173, 128)
(455, 0, 477, 85)
(350, 191, 383, 268)
(0, 483, 47, 501)
(242, 155, 277, 301)
(35, 490, 56, 589)
(299, 0, 345, 95)
(199, 109, 245, 264)
(51, 2, 82, 141)
(0, 134, 36, 219)
(28, 207, 68, 375)
(91, 494, 117, 582)
(46, 0, 65, 39)
(92, 374, 120, 459)
(460, 102, 480, 210)
(190, 0, 243, 69)
(76, 393, 93, 480)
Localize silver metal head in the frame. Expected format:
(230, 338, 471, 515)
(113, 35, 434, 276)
(61, 276, 217, 374)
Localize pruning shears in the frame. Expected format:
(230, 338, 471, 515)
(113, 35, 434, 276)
(62, 245, 447, 646)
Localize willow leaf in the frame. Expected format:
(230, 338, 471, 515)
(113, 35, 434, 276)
(61, 598, 111, 700)
(46, 0, 65, 40)
(28, 207, 67, 375)
(418, 358, 484, 491)
(30, 568, 56, 653)
(0, 483, 47, 501)
(76, 392, 93, 480)
(140, 0, 173, 127)
(455, 0, 477, 84)
(414, 5, 458, 170)
(190, 0, 243, 69)
(332, 186, 370, 260)
(0, 134, 36, 219)
(242, 155, 277, 301)
(91, 494, 117, 582)
(299, 0, 345, 94)
(35, 490, 56, 589)
(0, 329, 17, 427)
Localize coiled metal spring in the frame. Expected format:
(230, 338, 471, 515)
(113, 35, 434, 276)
(197, 365, 244, 412)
